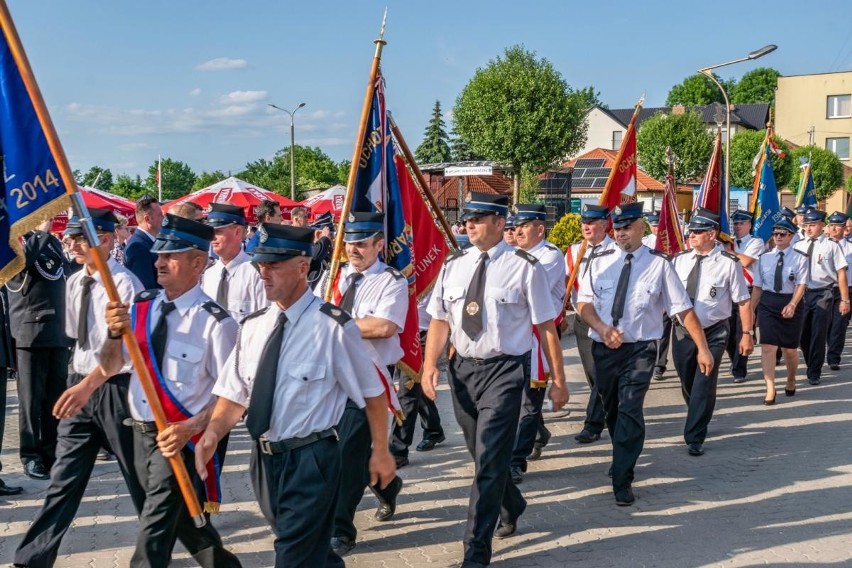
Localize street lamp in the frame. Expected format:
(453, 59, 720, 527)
(268, 102, 307, 200)
(698, 44, 777, 212)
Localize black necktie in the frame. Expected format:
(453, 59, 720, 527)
(339, 272, 364, 315)
(686, 255, 706, 302)
(246, 312, 288, 439)
(611, 253, 633, 328)
(774, 251, 785, 293)
(462, 252, 490, 339)
(736, 239, 742, 247)
(151, 301, 176, 370)
(216, 267, 229, 307)
(806, 238, 816, 283)
(77, 276, 96, 349)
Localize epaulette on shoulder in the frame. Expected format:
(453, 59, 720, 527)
(202, 301, 231, 322)
(515, 249, 538, 265)
(593, 249, 615, 257)
(134, 289, 159, 303)
(794, 248, 809, 257)
(648, 249, 671, 261)
(384, 266, 405, 280)
(444, 249, 467, 264)
(673, 249, 691, 258)
(320, 302, 352, 325)
(544, 243, 560, 252)
(239, 306, 269, 325)
(720, 251, 740, 263)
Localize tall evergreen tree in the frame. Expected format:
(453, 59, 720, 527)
(449, 125, 483, 162)
(414, 100, 452, 164)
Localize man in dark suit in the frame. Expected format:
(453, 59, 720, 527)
(6, 222, 71, 479)
(0, 287, 24, 495)
(124, 194, 164, 289)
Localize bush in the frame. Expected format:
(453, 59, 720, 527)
(547, 213, 582, 252)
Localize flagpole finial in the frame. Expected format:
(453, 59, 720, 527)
(375, 7, 388, 46)
(636, 92, 646, 109)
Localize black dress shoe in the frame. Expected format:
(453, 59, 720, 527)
(652, 369, 665, 381)
(330, 536, 355, 557)
(687, 443, 705, 456)
(527, 446, 542, 461)
(24, 460, 49, 480)
(415, 434, 446, 452)
(494, 521, 517, 539)
(510, 466, 524, 484)
(459, 561, 488, 568)
(614, 486, 635, 506)
(574, 429, 601, 444)
(763, 395, 776, 406)
(808, 377, 821, 385)
(829, 363, 840, 370)
(371, 475, 403, 522)
(785, 388, 796, 397)
(0, 478, 23, 496)
(393, 454, 409, 469)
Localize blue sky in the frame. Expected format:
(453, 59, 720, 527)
(8, 0, 852, 180)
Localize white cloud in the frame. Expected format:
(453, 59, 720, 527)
(220, 90, 267, 104)
(189, 88, 202, 96)
(195, 57, 248, 71)
(208, 104, 258, 118)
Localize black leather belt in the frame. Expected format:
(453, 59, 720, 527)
(457, 352, 524, 366)
(124, 419, 158, 433)
(258, 427, 338, 455)
(807, 286, 832, 292)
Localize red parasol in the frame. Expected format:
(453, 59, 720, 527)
(163, 177, 299, 224)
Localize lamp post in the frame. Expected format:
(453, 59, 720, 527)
(698, 44, 777, 212)
(269, 102, 306, 200)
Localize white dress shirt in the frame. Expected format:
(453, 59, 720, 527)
(577, 244, 692, 343)
(734, 234, 766, 284)
(201, 250, 268, 321)
(673, 245, 750, 328)
(641, 233, 657, 249)
(126, 285, 238, 421)
(793, 234, 848, 289)
(66, 257, 143, 375)
(565, 235, 617, 306)
(525, 239, 566, 314)
(428, 240, 557, 359)
(752, 247, 808, 294)
(213, 289, 386, 441)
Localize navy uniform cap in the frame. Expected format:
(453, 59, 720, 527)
(343, 212, 384, 243)
(779, 206, 795, 220)
(206, 202, 246, 228)
(64, 207, 118, 236)
(513, 203, 547, 225)
(252, 223, 315, 263)
(455, 234, 473, 250)
(644, 211, 660, 225)
(460, 191, 509, 221)
(828, 211, 849, 225)
(773, 218, 798, 234)
(580, 204, 608, 222)
(310, 211, 334, 230)
(152, 213, 214, 253)
(504, 215, 516, 229)
(795, 204, 810, 215)
(730, 209, 753, 223)
(802, 209, 826, 223)
(687, 207, 721, 231)
(610, 202, 644, 229)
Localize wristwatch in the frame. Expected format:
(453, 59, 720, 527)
(743, 330, 755, 337)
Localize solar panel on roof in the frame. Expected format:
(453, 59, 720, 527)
(584, 168, 610, 178)
(592, 178, 608, 188)
(572, 178, 597, 187)
(574, 159, 605, 168)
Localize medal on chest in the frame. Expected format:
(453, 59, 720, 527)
(465, 301, 480, 316)
(709, 286, 717, 298)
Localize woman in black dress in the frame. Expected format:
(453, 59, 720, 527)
(750, 218, 808, 404)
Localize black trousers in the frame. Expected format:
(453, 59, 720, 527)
(449, 353, 527, 566)
(15, 373, 144, 568)
(827, 287, 851, 366)
(511, 353, 547, 470)
(672, 320, 730, 445)
(592, 340, 656, 494)
(130, 429, 240, 568)
(390, 378, 444, 458)
(250, 438, 344, 568)
(725, 289, 752, 379)
(0, 368, 8, 471)
(332, 400, 371, 541)
(574, 317, 605, 435)
(16, 347, 67, 467)
(800, 287, 836, 381)
(654, 317, 672, 373)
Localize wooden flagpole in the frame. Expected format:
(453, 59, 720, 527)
(0, 0, 207, 526)
(386, 113, 458, 250)
(324, 10, 388, 301)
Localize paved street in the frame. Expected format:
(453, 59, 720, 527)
(2, 332, 851, 567)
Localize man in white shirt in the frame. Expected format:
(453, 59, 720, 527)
(725, 210, 763, 383)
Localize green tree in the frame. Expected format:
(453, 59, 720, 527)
(788, 146, 845, 201)
(518, 166, 542, 203)
(79, 166, 113, 191)
(146, 158, 196, 200)
(636, 111, 713, 182)
(547, 213, 582, 252)
(239, 158, 283, 194)
(449, 125, 483, 162)
(193, 170, 227, 190)
(111, 174, 146, 199)
(666, 73, 731, 106)
(453, 45, 588, 201)
(731, 67, 781, 105)
(336, 160, 351, 185)
(729, 129, 792, 189)
(414, 100, 452, 164)
(238, 145, 342, 198)
(847, 174, 852, 193)
(576, 85, 606, 109)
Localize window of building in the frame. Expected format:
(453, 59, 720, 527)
(826, 137, 850, 160)
(612, 130, 623, 150)
(827, 95, 851, 119)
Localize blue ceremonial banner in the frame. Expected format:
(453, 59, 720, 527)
(0, 24, 70, 284)
(795, 161, 817, 210)
(751, 144, 781, 242)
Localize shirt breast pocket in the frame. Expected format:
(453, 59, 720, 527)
(286, 362, 327, 405)
(592, 279, 613, 311)
(485, 286, 521, 322)
(632, 278, 661, 310)
(164, 341, 204, 391)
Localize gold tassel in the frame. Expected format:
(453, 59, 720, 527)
(203, 501, 220, 514)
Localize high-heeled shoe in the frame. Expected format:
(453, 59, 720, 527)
(763, 394, 777, 406)
(785, 388, 796, 397)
